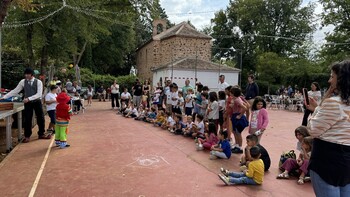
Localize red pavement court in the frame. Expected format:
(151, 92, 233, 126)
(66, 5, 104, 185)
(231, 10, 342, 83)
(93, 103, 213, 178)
(0, 101, 315, 197)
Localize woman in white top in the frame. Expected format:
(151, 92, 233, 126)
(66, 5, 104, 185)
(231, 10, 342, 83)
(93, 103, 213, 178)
(302, 82, 322, 126)
(111, 80, 120, 109)
(120, 88, 131, 106)
(87, 85, 94, 106)
(306, 60, 350, 197)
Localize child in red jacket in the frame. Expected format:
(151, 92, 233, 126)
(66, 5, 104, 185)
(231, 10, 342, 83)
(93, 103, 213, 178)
(55, 92, 73, 148)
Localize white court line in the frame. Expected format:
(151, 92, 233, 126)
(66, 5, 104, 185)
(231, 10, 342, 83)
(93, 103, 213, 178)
(28, 138, 55, 197)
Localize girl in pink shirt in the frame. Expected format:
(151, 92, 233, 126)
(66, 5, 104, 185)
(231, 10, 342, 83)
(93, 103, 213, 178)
(197, 123, 219, 150)
(249, 97, 269, 142)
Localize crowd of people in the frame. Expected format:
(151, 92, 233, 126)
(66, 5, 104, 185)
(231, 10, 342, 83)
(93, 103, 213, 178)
(116, 74, 275, 186)
(1, 59, 349, 196)
(114, 61, 350, 195)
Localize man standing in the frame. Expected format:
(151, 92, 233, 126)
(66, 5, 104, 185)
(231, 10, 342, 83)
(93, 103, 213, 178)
(218, 75, 229, 92)
(1, 68, 51, 143)
(245, 75, 259, 106)
(132, 79, 142, 109)
(182, 79, 193, 99)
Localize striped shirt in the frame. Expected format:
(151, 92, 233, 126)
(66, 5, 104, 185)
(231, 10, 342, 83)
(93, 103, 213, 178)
(308, 96, 350, 146)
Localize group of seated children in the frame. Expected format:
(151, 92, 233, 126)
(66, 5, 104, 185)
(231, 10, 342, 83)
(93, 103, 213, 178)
(277, 126, 313, 185)
(117, 86, 312, 188)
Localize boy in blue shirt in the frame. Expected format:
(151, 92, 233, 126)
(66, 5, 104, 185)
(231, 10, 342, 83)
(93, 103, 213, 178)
(210, 130, 231, 159)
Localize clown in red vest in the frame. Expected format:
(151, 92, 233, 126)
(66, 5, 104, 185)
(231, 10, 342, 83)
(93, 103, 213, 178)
(55, 92, 73, 148)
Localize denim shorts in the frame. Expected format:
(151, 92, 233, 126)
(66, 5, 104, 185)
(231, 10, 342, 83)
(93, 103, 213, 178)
(47, 110, 56, 124)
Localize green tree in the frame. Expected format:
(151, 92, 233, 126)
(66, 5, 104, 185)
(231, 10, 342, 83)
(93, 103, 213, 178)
(319, 0, 350, 64)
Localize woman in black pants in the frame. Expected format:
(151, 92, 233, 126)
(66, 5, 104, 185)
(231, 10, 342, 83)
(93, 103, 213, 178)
(111, 80, 120, 109)
(302, 82, 321, 126)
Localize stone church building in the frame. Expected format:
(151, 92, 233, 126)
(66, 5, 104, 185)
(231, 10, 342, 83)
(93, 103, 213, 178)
(136, 20, 239, 89)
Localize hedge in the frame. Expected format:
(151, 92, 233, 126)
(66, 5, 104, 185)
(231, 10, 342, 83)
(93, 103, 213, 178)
(56, 67, 137, 90)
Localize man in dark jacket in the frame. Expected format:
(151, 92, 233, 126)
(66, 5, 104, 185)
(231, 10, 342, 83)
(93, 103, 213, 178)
(245, 75, 259, 106)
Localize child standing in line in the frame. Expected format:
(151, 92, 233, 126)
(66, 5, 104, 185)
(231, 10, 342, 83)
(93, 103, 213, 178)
(178, 91, 184, 115)
(192, 114, 205, 138)
(223, 86, 233, 141)
(207, 92, 220, 131)
(45, 85, 58, 134)
(210, 130, 231, 160)
(218, 146, 264, 185)
(87, 85, 93, 106)
(230, 87, 248, 154)
(153, 87, 162, 111)
(241, 134, 271, 172)
(197, 122, 219, 151)
(55, 92, 73, 149)
(171, 84, 180, 115)
(141, 91, 148, 109)
(197, 92, 209, 117)
(185, 88, 194, 116)
(218, 91, 226, 132)
(249, 96, 269, 142)
(277, 137, 313, 185)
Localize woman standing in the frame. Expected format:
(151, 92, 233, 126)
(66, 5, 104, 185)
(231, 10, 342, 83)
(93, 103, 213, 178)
(307, 60, 350, 197)
(87, 85, 93, 106)
(111, 80, 120, 109)
(143, 80, 151, 108)
(302, 82, 321, 126)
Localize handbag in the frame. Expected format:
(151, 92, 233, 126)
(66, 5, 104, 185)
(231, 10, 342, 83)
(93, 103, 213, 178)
(279, 150, 297, 169)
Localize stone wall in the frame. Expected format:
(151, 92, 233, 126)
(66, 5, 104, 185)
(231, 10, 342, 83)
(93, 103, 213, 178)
(136, 36, 212, 83)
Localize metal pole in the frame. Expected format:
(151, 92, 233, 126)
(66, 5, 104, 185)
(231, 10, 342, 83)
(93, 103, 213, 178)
(0, 27, 2, 92)
(171, 45, 174, 82)
(239, 50, 242, 87)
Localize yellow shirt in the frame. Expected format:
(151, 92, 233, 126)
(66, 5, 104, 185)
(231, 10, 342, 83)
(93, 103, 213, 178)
(156, 116, 166, 124)
(245, 159, 264, 184)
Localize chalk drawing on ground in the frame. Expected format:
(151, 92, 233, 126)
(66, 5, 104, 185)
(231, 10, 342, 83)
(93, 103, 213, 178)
(126, 154, 170, 169)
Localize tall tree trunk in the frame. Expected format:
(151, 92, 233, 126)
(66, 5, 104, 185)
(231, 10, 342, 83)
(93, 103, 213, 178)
(40, 45, 47, 75)
(0, 0, 13, 26)
(26, 23, 35, 67)
(73, 41, 88, 66)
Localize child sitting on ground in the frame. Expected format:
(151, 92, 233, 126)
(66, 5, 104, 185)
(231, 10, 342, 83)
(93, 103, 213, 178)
(162, 111, 175, 130)
(126, 104, 138, 118)
(249, 96, 269, 143)
(277, 136, 313, 185)
(241, 134, 271, 172)
(122, 102, 133, 116)
(153, 110, 166, 127)
(192, 114, 205, 139)
(209, 130, 231, 160)
(135, 107, 147, 121)
(145, 108, 157, 123)
(219, 146, 264, 185)
(183, 116, 194, 136)
(197, 122, 219, 151)
(172, 114, 186, 135)
(55, 92, 73, 149)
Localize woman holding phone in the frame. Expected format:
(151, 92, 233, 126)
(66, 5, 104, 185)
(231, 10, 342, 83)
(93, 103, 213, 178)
(306, 60, 350, 197)
(301, 82, 321, 126)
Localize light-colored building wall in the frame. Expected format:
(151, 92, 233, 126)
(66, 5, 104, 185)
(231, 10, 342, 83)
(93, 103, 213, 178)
(153, 68, 239, 92)
(136, 36, 212, 83)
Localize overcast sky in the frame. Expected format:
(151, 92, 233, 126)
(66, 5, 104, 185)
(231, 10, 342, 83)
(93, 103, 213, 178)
(160, 0, 334, 44)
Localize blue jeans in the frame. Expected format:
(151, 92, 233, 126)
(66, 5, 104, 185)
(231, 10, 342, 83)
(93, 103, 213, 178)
(210, 151, 228, 159)
(227, 172, 257, 185)
(310, 170, 350, 197)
